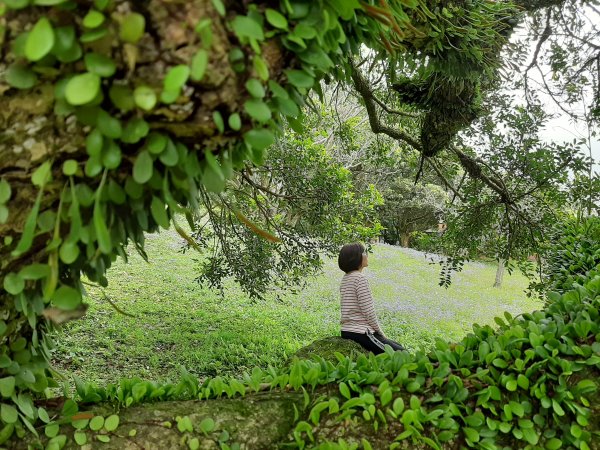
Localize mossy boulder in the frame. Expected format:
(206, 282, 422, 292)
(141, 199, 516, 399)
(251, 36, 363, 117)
(291, 336, 369, 363)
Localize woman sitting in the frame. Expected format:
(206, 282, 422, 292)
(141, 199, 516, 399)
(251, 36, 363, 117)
(338, 243, 404, 354)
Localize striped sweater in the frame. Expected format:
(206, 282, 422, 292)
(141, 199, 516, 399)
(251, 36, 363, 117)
(339, 271, 382, 334)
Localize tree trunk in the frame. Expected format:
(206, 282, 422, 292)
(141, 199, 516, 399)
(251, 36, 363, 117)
(493, 258, 505, 288)
(400, 232, 410, 248)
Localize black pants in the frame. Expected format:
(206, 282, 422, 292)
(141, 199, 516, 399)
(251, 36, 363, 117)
(341, 330, 404, 354)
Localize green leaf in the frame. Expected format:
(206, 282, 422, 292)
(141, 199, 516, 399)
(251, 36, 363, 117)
(25, 17, 55, 61)
(552, 399, 565, 416)
(89, 416, 104, 431)
(80, 27, 108, 43)
(37, 407, 50, 423)
(151, 197, 169, 229)
(190, 50, 209, 81)
(5, 64, 38, 89)
(244, 99, 272, 122)
(228, 113, 242, 131)
(120, 13, 145, 43)
(11, 185, 44, 257)
(102, 140, 122, 169)
(231, 16, 264, 41)
(545, 437, 562, 449)
(32, 161, 52, 187)
(3, 273, 24, 295)
(134, 86, 157, 111)
(1, 404, 17, 424)
(65, 73, 101, 106)
(94, 177, 112, 254)
(122, 118, 149, 144)
(380, 388, 392, 406)
(211, 0, 225, 16)
(82, 10, 105, 28)
(19, 264, 50, 280)
(570, 423, 582, 438)
(86, 129, 103, 157)
(285, 70, 314, 89)
(133, 151, 153, 184)
(159, 139, 179, 167)
(265, 8, 288, 29)
(45, 423, 59, 438)
(392, 397, 405, 416)
(0, 378, 15, 398)
(59, 241, 80, 264)
(517, 374, 530, 390)
(0, 206, 8, 225)
(84, 52, 116, 77)
(189, 437, 200, 450)
(74, 431, 87, 445)
(213, 111, 225, 133)
(463, 427, 479, 443)
(52, 285, 82, 310)
(0, 180, 11, 204)
(97, 434, 110, 443)
(243, 128, 274, 151)
(104, 414, 120, 431)
(506, 379, 517, 391)
(253, 55, 269, 81)
(62, 160, 78, 176)
(164, 65, 190, 92)
(245, 79, 265, 98)
(199, 417, 215, 434)
(97, 110, 122, 139)
(160, 89, 180, 104)
(109, 84, 135, 112)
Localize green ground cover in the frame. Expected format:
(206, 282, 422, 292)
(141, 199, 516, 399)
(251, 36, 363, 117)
(50, 230, 542, 387)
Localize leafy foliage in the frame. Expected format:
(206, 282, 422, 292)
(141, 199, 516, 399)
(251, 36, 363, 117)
(531, 217, 600, 296)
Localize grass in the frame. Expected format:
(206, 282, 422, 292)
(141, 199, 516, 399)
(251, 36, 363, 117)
(50, 231, 542, 387)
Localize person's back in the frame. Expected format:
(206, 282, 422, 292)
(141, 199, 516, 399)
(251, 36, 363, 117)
(340, 271, 381, 334)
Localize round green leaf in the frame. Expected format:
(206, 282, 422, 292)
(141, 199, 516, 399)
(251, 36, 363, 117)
(133, 86, 157, 111)
(5, 64, 38, 89)
(122, 118, 149, 144)
(146, 133, 167, 154)
(243, 128, 274, 151)
(37, 407, 50, 423)
(19, 264, 50, 280)
(97, 110, 122, 139)
(74, 431, 87, 445)
(84, 53, 116, 78)
(102, 140, 122, 169)
(245, 79, 265, 98)
(3, 272, 24, 295)
(231, 16, 264, 41)
(1, 404, 18, 424)
(285, 69, 314, 89)
(65, 73, 101, 106)
(59, 241, 80, 264)
(164, 65, 190, 91)
(120, 13, 146, 43)
(51, 285, 82, 310)
(62, 160, 78, 176)
(86, 128, 104, 157)
(25, 17, 55, 61)
(97, 435, 110, 443)
(132, 151, 153, 184)
(45, 423, 59, 438)
(244, 99, 271, 123)
(199, 417, 215, 433)
(89, 416, 104, 431)
(83, 10, 105, 28)
(0, 377, 15, 398)
(160, 89, 180, 104)
(228, 113, 241, 131)
(109, 84, 135, 112)
(104, 414, 120, 432)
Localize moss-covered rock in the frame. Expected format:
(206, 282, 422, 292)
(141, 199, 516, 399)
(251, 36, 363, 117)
(291, 336, 369, 363)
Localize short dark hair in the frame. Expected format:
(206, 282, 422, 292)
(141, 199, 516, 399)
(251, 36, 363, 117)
(338, 243, 365, 273)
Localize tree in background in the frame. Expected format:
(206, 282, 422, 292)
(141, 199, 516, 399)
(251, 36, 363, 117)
(188, 115, 382, 299)
(378, 178, 447, 247)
